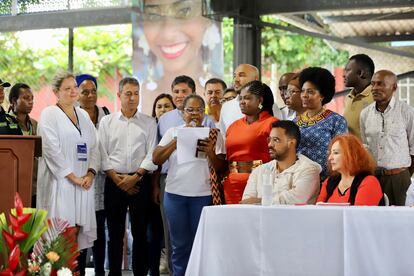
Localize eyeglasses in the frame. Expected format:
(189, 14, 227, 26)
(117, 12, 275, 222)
(184, 107, 204, 114)
(279, 85, 288, 92)
(143, 1, 201, 22)
(221, 96, 236, 103)
(285, 89, 301, 97)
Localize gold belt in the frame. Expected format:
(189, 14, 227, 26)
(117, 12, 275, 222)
(229, 160, 263, 173)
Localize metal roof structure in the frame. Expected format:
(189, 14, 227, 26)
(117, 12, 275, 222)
(1, 0, 414, 67)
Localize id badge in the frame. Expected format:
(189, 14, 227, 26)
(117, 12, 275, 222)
(77, 143, 88, 161)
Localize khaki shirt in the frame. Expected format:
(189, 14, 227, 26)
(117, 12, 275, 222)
(343, 85, 373, 140)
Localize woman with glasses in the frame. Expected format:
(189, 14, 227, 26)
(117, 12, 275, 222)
(224, 80, 278, 204)
(153, 94, 225, 276)
(284, 74, 306, 120)
(296, 67, 347, 181)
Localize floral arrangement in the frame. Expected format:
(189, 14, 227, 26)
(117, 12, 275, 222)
(0, 194, 79, 276)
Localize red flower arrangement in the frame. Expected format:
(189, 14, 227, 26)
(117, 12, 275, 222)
(0, 194, 79, 276)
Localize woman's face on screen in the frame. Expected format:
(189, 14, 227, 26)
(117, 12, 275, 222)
(143, 0, 208, 73)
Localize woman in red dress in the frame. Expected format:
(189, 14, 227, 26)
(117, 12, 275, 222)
(317, 134, 383, 205)
(224, 81, 278, 204)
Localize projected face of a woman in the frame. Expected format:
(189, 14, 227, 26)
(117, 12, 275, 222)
(143, 0, 209, 74)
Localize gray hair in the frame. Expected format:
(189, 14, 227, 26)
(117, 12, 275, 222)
(119, 77, 140, 92)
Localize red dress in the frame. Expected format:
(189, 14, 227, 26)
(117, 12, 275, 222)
(224, 111, 278, 204)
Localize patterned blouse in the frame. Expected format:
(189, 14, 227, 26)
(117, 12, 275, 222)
(295, 109, 348, 181)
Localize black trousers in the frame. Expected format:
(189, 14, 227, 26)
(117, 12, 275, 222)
(105, 175, 150, 276)
(92, 209, 107, 276)
(147, 200, 164, 276)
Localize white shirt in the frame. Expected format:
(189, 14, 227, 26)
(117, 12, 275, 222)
(159, 125, 225, 196)
(37, 106, 99, 249)
(242, 154, 321, 205)
(360, 96, 414, 169)
(98, 111, 158, 173)
(280, 106, 297, 121)
(219, 95, 282, 138)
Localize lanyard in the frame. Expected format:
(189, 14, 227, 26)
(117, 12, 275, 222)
(56, 103, 82, 136)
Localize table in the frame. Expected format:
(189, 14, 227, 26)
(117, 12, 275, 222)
(186, 205, 414, 276)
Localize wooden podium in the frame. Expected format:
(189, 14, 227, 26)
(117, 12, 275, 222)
(0, 135, 41, 213)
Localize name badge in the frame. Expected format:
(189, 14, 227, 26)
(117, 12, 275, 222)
(77, 143, 88, 161)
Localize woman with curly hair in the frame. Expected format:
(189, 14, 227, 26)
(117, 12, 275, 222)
(224, 80, 278, 204)
(296, 67, 347, 181)
(317, 134, 383, 205)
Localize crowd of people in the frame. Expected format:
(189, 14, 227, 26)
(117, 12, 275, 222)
(1, 53, 413, 276)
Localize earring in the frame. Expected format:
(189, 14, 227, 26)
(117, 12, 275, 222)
(138, 34, 150, 56)
(258, 103, 263, 110)
(202, 23, 220, 50)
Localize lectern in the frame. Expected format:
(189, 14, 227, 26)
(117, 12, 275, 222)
(0, 135, 41, 213)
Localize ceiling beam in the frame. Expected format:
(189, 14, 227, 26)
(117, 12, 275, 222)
(348, 33, 414, 42)
(253, 16, 414, 59)
(0, 7, 132, 32)
(254, 0, 414, 15)
(322, 11, 414, 23)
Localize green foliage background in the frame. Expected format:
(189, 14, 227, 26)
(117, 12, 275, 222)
(0, 16, 348, 97)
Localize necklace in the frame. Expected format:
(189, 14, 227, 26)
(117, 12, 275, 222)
(296, 108, 332, 127)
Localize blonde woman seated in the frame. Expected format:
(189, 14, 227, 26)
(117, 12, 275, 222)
(317, 134, 383, 205)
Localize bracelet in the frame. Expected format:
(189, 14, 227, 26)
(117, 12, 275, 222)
(87, 168, 97, 176)
(134, 171, 143, 180)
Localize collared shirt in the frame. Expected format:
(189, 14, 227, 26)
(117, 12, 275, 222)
(242, 154, 321, 205)
(360, 96, 414, 169)
(280, 106, 297, 121)
(157, 109, 216, 174)
(343, 85, 373, 140)
(98, 110, 158, 173)
(218, 95, 283, 138)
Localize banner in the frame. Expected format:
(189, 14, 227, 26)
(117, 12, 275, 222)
(132, 0, 223, 114)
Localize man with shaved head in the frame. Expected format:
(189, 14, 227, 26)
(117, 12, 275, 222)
(360, 70, 414, 205)
(219, 64, 281, 136)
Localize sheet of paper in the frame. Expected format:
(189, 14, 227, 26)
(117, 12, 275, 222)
(177, 127, 210, 165)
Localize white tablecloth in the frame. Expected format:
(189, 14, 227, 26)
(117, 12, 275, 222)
(186, 205, 414, 276)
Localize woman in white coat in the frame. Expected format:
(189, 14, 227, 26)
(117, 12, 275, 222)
(37, 71, 99, 252)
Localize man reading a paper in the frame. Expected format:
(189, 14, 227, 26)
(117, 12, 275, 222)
(241, 120, 321, 205)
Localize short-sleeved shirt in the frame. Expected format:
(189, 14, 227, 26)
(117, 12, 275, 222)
(296, 109, 348, 181)
(343, 85, 373, 140)
(158, 125, 225, 197)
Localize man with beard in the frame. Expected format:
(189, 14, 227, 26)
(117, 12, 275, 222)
(241, 120, 321, 205)
(204, 78, 226, 127)
(218, 64, 282, 137)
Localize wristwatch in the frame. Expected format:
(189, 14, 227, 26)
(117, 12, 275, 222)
(134, 171, 143, 181)
(87, 168, 97, 176)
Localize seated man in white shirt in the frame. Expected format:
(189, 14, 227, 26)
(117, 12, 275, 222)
(241, 120, 321, 205)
